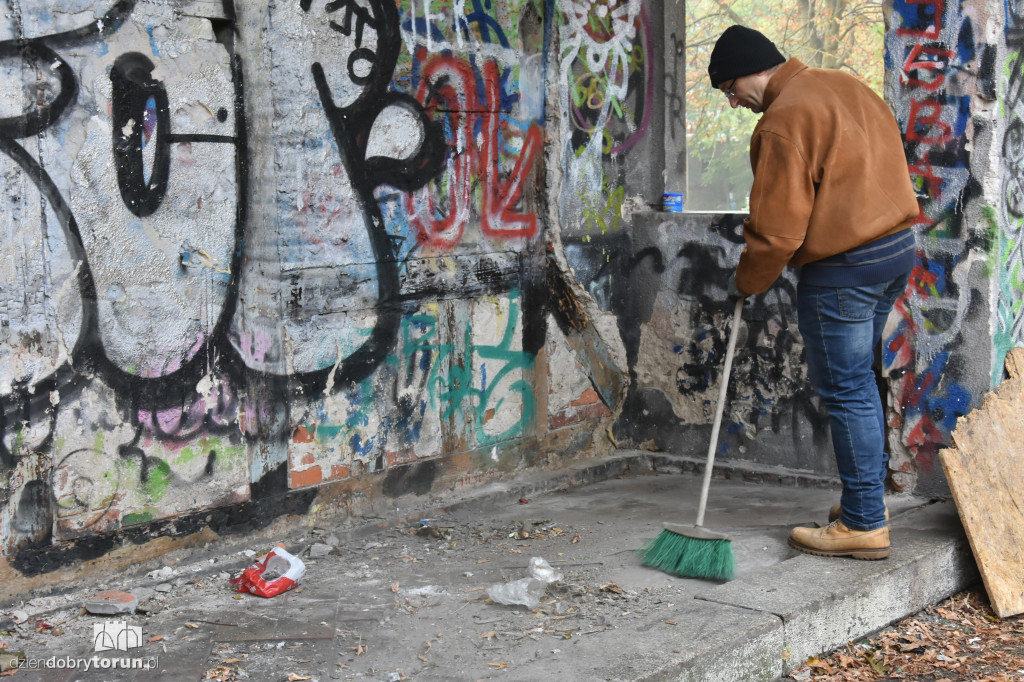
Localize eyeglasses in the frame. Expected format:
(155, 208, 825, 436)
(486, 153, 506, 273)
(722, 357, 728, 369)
(721, 78, 737, 99)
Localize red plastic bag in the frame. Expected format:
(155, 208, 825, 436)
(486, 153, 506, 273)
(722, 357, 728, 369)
(229, 547, 306, 597)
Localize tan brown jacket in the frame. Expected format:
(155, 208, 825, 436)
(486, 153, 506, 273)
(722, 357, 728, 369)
(735, 58, 919, 295)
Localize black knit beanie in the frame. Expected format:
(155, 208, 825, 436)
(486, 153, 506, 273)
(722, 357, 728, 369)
(707, 25, 786, 88)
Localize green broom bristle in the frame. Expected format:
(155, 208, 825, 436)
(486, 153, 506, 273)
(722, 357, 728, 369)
(638, 528, 735, 581)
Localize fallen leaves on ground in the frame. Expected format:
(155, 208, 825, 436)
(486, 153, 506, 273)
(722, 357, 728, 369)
(202, 666, 238, 681)
(789, 588, 1024, 680)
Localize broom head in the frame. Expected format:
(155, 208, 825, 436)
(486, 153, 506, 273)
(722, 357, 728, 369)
(637, 523, 735, 581)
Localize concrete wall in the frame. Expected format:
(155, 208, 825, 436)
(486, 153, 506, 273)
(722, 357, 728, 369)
(0, 0, 643, 583)
(1, 0, 1019, 585)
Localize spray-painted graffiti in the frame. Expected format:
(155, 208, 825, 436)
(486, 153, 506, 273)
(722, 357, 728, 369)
(1, 0, 556, 566)
(884, 0, 985, 481)
(568, 221, 831, 466)
(405, 55, 543, 249)
(556, 0, 652, 240)
(996, 1, 1024, 375)
(289, 289, 536, 486)
(376, 0, 549, 252)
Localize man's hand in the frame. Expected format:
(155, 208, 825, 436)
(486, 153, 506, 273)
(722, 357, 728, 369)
(727, 272, 746, 301)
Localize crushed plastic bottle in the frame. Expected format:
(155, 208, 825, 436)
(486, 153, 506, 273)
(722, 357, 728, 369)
(487, 557, 563, 608)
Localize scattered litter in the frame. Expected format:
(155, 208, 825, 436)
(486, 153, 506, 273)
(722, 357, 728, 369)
(84, 590, 138, 615)
(519, 498, 530, 504)
(242, 549, 257, 558)
(487, 557, 563, 609)
(230, 546, 306, 598)
(10, 611, 28, 624)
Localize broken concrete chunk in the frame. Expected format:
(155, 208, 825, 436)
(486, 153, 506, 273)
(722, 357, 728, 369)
(132, 587, 156, 602)
(0, 650, 25, 673)
(154, 584, 172, 593)
(146, 566, 174, 581)
(309, 543, 332, 558)
(84, 590, 138, 615)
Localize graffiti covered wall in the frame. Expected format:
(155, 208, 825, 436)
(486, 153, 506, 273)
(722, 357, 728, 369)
(882, 0, 1008, 495)
(0, 0, 625, 581)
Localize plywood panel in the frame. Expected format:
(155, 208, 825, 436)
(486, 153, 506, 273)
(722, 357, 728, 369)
(939, 348, 1024, 618)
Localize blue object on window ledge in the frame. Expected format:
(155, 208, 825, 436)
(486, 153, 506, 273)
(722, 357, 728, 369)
(662, 193, 684, 212)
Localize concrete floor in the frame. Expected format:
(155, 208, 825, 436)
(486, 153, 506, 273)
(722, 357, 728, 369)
(0, 453, 975, 682)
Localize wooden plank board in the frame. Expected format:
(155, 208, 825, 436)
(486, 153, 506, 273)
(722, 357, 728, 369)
(939, 347, 1024, 618)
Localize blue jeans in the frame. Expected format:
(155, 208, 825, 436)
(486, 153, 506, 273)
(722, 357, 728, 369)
(797, 272, 910, 531)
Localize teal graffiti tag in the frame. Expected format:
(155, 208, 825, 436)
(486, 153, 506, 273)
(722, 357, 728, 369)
(402, 292, 536, 445)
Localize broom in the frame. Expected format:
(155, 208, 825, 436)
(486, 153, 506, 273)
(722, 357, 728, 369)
(637, 297, 743, 581)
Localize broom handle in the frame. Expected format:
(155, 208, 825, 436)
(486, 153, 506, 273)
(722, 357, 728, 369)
(695, 297, 744, 528)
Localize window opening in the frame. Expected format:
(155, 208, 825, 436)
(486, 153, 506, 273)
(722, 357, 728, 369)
(684, 0, 886, 211)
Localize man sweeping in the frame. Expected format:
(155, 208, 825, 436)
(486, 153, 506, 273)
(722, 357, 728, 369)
(707, 26, 919, 559)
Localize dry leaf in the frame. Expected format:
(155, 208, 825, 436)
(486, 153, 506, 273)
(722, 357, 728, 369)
(184, 623, 199, 629)
(665, 620, 677, 625)
(391, 582, 400, 593)
(479, 630, 497, 640)
(488, 662, 509, 669)
(148, 635, 164, 642)
(600, 582, 624, 594)
(287, 675, 312, 681)
(571, 535, 581, 543)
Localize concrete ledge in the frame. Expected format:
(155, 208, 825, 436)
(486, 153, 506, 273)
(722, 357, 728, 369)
(694, 501, 979, 674)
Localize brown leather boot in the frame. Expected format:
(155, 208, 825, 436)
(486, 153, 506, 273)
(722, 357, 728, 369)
(828, 503, 889, 523)
(789, 520, 890, 560)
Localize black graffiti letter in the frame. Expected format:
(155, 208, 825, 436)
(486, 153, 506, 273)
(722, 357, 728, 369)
(110, 52, 170, 217)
